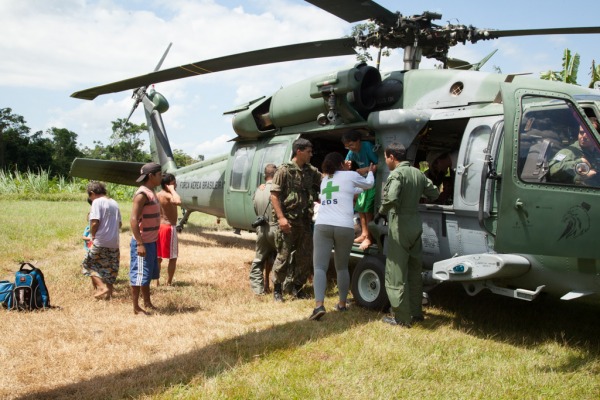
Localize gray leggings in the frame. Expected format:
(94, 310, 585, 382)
(312, 224, 355, 303)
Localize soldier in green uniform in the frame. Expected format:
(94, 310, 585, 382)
(249, 163, 277, 295)
(378, 143, 439, 327)
(548, 124, 600, 187)
(270, 138, 322, 302)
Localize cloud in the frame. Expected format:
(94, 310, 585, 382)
(2, 0, 599, 157)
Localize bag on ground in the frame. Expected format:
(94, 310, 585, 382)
(0, 280, 14, 309)
(13, 263, 51, 311)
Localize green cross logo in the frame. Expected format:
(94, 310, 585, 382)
(322, 180, 339, 200)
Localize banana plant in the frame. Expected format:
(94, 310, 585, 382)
(540, 48, 580, 84)
(589, 60, 600, 89)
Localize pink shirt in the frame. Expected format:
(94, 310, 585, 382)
(134, 186, 160, 243)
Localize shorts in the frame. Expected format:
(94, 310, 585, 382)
(82, 245, 120, 284)
(157, 224, 178, 260)
(129, 238, 159, 286)
(355, 186, 376, 213)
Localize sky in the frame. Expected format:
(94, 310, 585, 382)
(1, 0, 600, 160)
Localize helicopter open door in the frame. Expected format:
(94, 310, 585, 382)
(496, 82, 600, 259)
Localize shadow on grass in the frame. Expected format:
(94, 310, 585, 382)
(424, 282, 600, 370)
(19, 311, 378, 399)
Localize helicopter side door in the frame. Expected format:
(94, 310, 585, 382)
(224, 138, 292, 230)
(497, 85, 600, 259)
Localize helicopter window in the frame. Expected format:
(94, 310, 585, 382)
(460, 125, 491, 204)
(256, 142, 288, 184)
(449, 82, 464, 97)
(230, 145, 256, 191)
(519, 96, 600, 187)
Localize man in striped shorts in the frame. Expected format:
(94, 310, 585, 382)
(156, 173, 182, 286)
(130, 162, 162, 315)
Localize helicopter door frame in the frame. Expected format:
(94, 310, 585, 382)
(224, 136, 294, 230)
(453, 115, 504, 214)
(497, 84, 600, 259)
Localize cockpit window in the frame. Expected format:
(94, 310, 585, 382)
(518, 96, 600, 188)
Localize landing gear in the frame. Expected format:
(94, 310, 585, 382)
(351, 255, 389, 311)
(176, 208, 193, 233)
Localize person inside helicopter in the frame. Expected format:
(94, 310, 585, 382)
(548, 123, 600, 187)
(424, 151, 455, 205)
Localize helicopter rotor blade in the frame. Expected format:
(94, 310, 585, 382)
(304, 0, 398, 25)
(71, 38, 356, 100)
(481, 26, 600, 40)
(154, 42, 173, 72)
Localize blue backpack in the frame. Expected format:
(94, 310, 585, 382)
(12, 263, 51, 311)
(0, 280, 14, 309)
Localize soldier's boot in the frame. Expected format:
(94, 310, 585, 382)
(273, 283, 284, 303)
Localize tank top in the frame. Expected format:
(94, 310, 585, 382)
(134, 186, 160, 243)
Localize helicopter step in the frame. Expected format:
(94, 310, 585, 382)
(462, 281, 545, 302)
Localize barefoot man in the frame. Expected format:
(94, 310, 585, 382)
(82, 181, 122, 300)
(130, 162, 162, 315)
(157, 173, 182, 286)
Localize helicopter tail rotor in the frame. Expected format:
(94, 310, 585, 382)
(125, 43, 173, 123)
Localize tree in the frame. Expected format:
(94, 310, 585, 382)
(48, 127, 83, 177)
(26, 132, 53, 173)
(81, 140, 110, 160)
(348, 22, 390, 67)
(540, 48, 580, 84)
(106, 118, 149, 162)
(173, 149, 202, 167)
(0, 108, 53, 173)
(0, 108, 30, 170)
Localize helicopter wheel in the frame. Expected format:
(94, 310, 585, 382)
(351, 255, 389, 311)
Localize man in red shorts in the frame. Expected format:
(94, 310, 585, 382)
(157, 173, 182, 286)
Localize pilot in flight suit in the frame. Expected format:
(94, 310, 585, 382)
(378, 143, 439, 327)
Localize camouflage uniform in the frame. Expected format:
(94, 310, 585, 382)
(379, 161, 439, 324)
(548, 142, 600, 186)
(271, 160, 321, 288)
(249, 181, 276, 294)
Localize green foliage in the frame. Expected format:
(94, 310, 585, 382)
(173, 148, 202, 166)
(563, 48, 580, 84)
(104, 181, 137, 201)
(0, 108, 53, 174)
(47, 127, 83, 177)
(540, 69, 562, 81)
(0, 169, 136, 201)
(108, 118, 150, 162)
(0, 169, 79, 199)
(348, 22, 391, 65)
(590, 60, 600, 89)
(81, 140, 113, 159)
(1, 108, 203, 179)
(540, 48, 580, 84)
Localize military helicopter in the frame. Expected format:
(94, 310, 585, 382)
(70, 0, 600, 310)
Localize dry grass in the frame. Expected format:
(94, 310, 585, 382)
(1, 200, 600, 399)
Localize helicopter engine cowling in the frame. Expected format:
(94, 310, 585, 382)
(231, 63, 384, 138)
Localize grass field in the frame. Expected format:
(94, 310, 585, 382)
(1, 199, 600, 399)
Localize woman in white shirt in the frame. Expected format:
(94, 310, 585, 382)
(309, 152, 375, 320)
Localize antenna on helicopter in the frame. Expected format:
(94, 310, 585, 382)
(125, 42, 173, 122)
